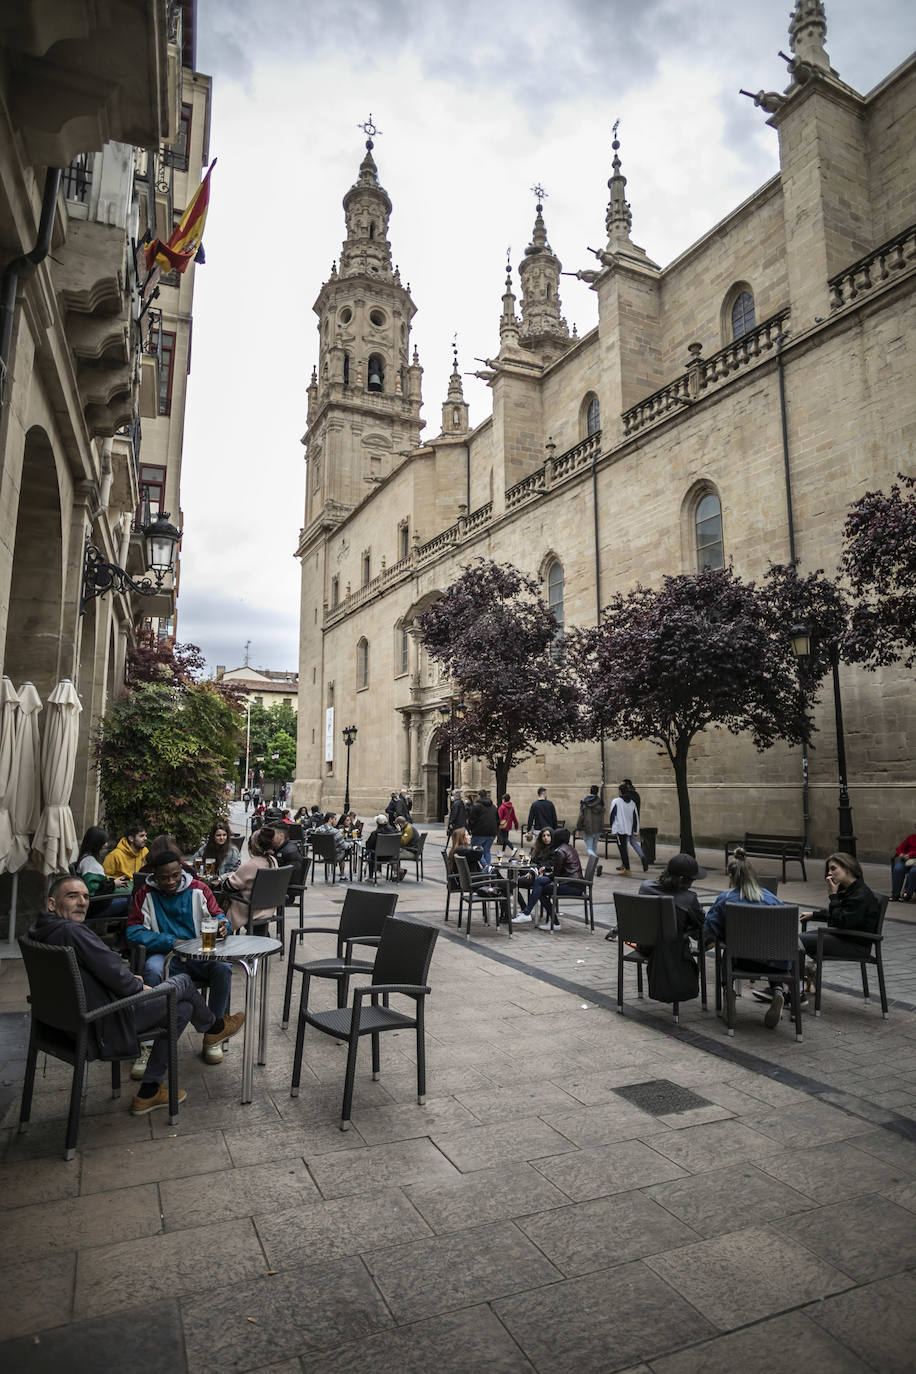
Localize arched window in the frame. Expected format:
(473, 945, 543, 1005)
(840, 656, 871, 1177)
(586, 395, 600, 436)
(695, 492, 724, 569)
(356, 637, 369, 689)
(730, 289, 755, 340)
(367, 354, 384, 392)
(547, 560, 565, 634)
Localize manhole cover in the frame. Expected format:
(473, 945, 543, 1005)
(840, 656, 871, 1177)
(612, 1079, 711, 1116)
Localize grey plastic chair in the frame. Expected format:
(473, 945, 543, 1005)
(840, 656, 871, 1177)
(289, 915, 439, 1130)
(18, 936, 180, 1160)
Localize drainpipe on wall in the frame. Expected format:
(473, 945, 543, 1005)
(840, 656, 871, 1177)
(0, 168, 62, 403)
(591, 438, 606, 790)
(776, 332, 810, 853)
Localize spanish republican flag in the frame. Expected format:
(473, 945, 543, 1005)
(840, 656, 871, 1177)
(145, 159, 216, 274)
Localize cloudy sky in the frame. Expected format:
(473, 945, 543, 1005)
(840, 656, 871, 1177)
(177, 0, 915, 675)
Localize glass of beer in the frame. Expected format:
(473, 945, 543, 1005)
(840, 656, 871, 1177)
(200, 916, 218, 952)
(205, 859, 216, 877)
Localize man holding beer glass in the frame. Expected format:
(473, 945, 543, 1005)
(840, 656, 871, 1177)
(127, 851, 242, 1064)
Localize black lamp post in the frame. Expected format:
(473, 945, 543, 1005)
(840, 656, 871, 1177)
(790, 624, 856, 856)
(342, 724, 357, 813)
(437, 699, 466, 790)
(80, 510, 181, 613)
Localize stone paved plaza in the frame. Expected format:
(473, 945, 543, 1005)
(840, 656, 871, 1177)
(1, 816, 915, 1372)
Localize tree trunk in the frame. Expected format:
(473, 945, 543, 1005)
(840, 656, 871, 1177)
(493, 758, 509, 801)
(672, 744, 695, 856)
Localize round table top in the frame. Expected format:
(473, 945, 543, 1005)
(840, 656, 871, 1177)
(172, 934, 282, 960)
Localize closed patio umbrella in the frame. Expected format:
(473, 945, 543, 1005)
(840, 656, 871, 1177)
(32, 679, 82, 875)
(0, 677, 20, 875)
(8, 681, 42, 872)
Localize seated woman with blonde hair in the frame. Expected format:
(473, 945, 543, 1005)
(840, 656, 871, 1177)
(221, 825, 279, 932)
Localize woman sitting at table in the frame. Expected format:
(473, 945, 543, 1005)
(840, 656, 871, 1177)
(313, 813, 352, 880)
(801, 852, 881, 960)
(447, 827, 484, 874)
(514, 828, 582, 929)
(193, 821, 241, 878)
(76, 826, 132, 919)
(705, 847, 789, 1029)
(221, 825, 279, 931)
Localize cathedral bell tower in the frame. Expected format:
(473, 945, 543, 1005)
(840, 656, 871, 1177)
(302, 118, 424, 534)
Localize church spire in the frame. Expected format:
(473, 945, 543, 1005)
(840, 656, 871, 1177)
(340, 115, 394, 280)
(605, 122, 633, 252)
(788, 0, 833, 75)
(518, 185, 570, 360)
(499, 253, 520, 350)
(441, 338, 469, 435)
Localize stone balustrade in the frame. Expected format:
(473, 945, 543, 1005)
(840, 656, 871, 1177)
(829, 223, 916, 310)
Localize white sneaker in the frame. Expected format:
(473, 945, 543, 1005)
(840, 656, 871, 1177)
(203, 1041, 224, 1064)
(511, 912, 532, 924)
(130, 1044, 153, 1081)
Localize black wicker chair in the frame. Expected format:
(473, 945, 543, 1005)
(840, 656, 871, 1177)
(227, 864, 294, 949)
(453, 855, 512, 937)
(281, 887, 399, 1027)
(612, 891, 690, 1023)
(441, 848, 461, 921)
(402, 831, 428, 881)
(290, 915, 438, 1130)
(552, 854, 599, 930)
(800, 893, 890, 1018)
(18, 936, 180, 1160)
(720, 903, 803, 1041)
(364, 832, 401, 884)
(309, 833, 341, 884)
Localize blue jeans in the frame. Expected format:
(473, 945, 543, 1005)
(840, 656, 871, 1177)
(520, 876, 579, 920)
(616, 835, 644, 869)
(892, 858, 916, 899)
(144, 951, 232, 1018)
(584, 833, 598, 857)
(472, 835, 494, 867)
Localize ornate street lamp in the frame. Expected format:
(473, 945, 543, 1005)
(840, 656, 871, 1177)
(80, 510, 181, 613)
(342, 724, 358, 813)
(790, 623, 856, 856)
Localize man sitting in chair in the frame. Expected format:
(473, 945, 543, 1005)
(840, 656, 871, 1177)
(30, 875, 244, 1114)
(128, 851, 239, 1064)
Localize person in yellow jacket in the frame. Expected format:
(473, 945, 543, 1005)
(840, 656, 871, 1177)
(103, 822, 149, 879)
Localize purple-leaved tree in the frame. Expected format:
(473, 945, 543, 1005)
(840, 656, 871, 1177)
(568, 565, 842, 855)
(416, 559, 579, 799)
(841, 473, 916, 670)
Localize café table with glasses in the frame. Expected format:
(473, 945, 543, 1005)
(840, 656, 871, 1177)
(163, 929, 282, 1102)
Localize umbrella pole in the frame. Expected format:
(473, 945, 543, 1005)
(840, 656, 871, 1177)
(0, 870, 22, 958)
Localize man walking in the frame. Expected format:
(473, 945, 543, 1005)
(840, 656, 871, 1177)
(609, 784, 647, 875)
(577, 784, 605, 860)
(446, 789, 467, 836)
(526, 787, 558, 834)
(468, 789, 500, 867)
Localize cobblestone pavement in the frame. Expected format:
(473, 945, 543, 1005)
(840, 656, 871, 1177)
(0, 813, 914, 1372)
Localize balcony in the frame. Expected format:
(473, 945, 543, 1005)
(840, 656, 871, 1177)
(829, 223, 916, 311)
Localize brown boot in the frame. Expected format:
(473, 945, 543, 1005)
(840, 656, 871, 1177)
(203, 1010, 246, 1049)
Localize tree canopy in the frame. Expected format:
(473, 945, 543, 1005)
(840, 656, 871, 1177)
(416, 558, 579, 798)
(96, 680, 243, 852)
(244, 698, 298, 785)
(841, 473, 916, 670)
(567, 564, 841, 854)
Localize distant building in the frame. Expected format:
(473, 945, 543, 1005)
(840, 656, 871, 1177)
(294, 2, 915, 856)
(215, 667, 299, 712)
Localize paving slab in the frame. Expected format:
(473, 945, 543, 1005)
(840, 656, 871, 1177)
(805, 1270, 916, 1374)
(314, 1304, 536, 1374)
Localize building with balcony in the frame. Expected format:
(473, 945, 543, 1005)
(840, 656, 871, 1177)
(0, 1, 210, 892)
(294, 3, 915, 856)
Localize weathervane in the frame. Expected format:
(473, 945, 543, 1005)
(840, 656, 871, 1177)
(357, 114, 382, 149)
(531, 183, 548, 207)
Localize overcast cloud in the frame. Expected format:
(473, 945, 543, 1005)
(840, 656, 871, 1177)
(176, 0, 915, 675)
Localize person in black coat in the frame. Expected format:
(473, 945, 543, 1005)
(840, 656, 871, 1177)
(467, 790, 500, 866)
(801, 852, 881, 957)
(28, 874, 245, 1115)
(446, 790, 467, 836)
(526, 787, 558, 833)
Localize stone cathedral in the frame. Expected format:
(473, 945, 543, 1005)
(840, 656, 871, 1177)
(294, 2, 915, 860)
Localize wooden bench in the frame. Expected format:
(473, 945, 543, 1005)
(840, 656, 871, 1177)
(724, 833, 807, 882)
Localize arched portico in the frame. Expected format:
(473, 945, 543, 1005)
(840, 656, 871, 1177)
(4, 426, 65, 696)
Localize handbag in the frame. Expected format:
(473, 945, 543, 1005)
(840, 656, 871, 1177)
(647, 932, 699, 1003)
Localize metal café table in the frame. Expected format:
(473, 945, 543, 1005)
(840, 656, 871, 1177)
(164, 934, 282, 1103)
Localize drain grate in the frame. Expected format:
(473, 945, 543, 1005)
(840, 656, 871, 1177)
(612, 1079, 712, 1116)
